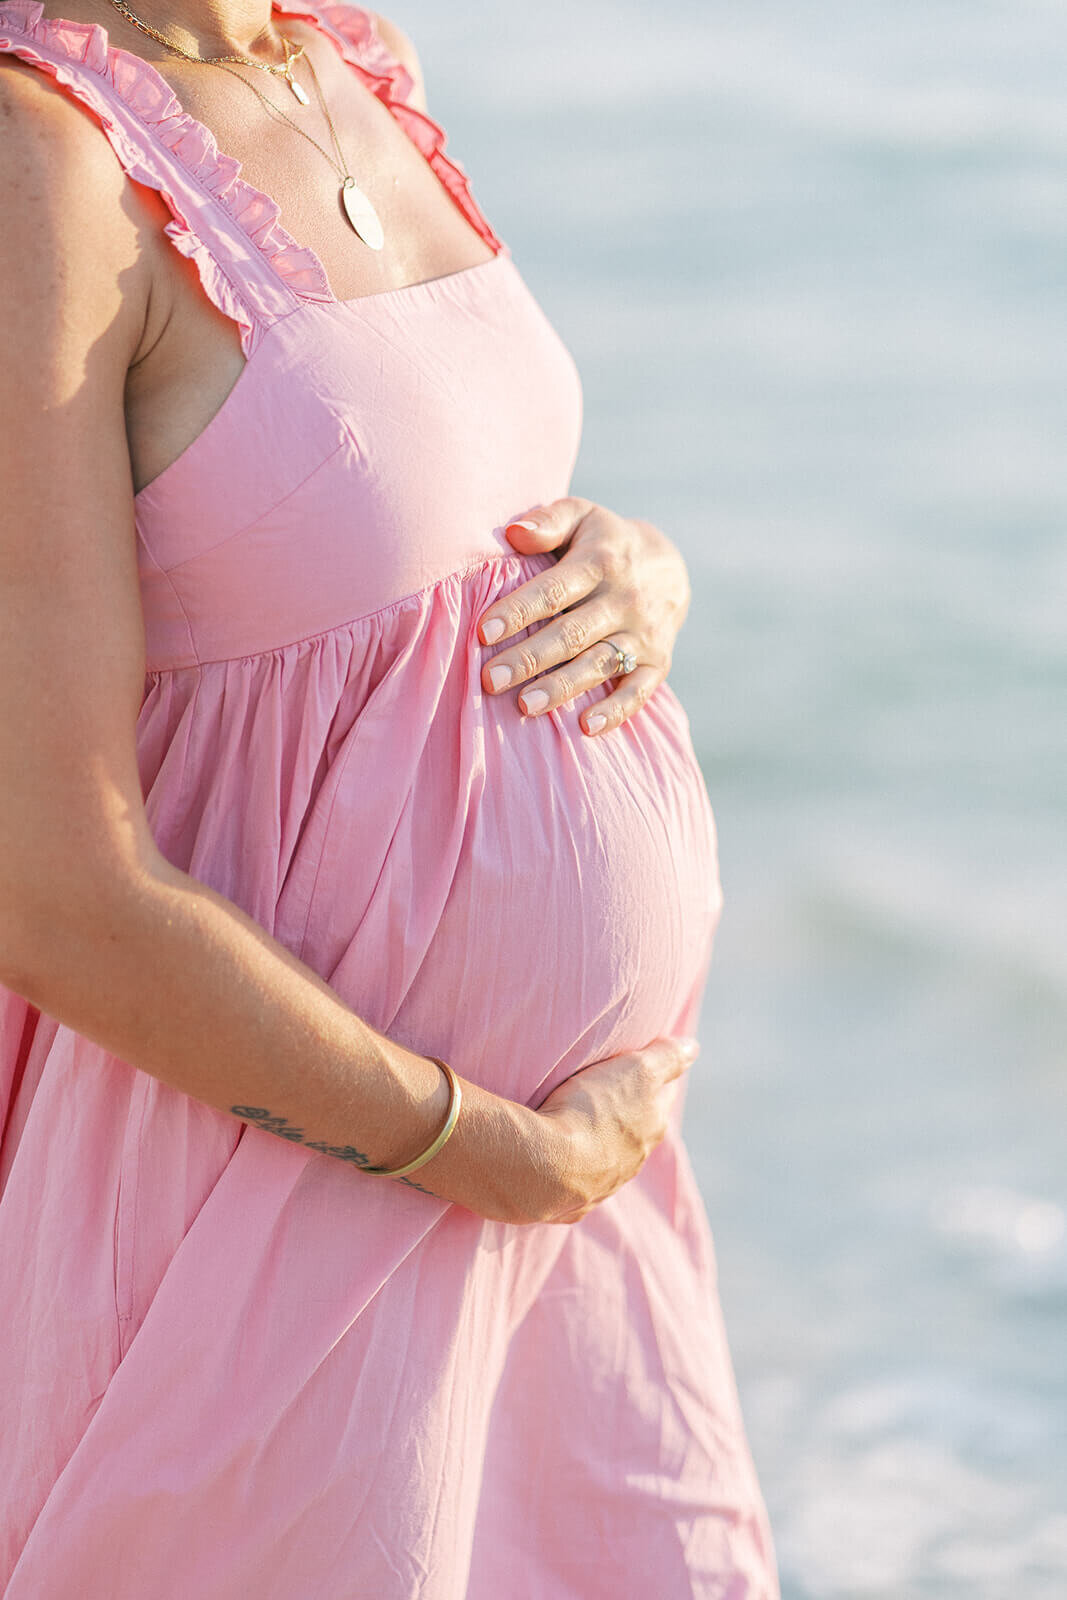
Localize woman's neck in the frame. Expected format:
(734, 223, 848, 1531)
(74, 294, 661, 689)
(89, 0, 287, 62)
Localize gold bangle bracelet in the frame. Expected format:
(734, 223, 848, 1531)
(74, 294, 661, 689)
(361, 1058, 462, 1179)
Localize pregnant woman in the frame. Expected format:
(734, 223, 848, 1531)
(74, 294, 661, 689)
(0, 1, 779, 1594)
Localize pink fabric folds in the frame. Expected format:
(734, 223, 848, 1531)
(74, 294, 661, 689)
(0, 1, 779, 1593)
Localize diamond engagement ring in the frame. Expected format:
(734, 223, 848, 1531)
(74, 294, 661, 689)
(603, 637, 638, 677)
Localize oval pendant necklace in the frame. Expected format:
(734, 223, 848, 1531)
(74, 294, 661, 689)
(104, 0, 385, 249)
(211, 50, 385, 251)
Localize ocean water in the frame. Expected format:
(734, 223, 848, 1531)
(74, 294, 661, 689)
(399, 3, 1067, 1595)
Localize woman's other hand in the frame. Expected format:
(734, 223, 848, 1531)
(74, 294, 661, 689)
(529, 1036, 701, 1224)
(477, 499, 692, 736)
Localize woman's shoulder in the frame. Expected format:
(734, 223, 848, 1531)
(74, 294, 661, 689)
(0, 50, 152, 386)
(362, 8, 429, 113)
(0, 47, 136, 237)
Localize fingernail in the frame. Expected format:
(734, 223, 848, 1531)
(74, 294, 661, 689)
(507, 519, 540, 532)
(481, 617, 506, 645)
(487, 663, 512, 691)
(520, 688, 550, 715)
(679, 1036, 701, 1057)
(585, 714, 607, 734)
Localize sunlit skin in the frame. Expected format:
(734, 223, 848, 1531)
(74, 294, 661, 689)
(0, 2, 699, 1220)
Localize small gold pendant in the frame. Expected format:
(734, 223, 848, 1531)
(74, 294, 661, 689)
(279, 39, 309, 105)
(341, 177, 385, 251)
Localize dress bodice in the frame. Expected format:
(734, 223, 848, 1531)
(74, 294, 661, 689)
(0, 0, 581, 670)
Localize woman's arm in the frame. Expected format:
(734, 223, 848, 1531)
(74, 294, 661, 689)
(0, 68, 694, 1226)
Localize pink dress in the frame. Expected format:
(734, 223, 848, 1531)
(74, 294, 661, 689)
(0, 3, 778, 1594)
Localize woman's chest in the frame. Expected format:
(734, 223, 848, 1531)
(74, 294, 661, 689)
(133, 265, 584, 668)
(120, 24, 501, 499)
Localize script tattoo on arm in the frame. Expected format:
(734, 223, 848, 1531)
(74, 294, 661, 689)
(229, 1106, 441, 1198)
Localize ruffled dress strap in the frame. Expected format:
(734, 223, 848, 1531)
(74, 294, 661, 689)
(272, 0, 504, 255)
(0, 0, 330, 357)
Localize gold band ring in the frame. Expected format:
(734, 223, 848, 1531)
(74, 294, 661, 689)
(602, 637, 638, 677)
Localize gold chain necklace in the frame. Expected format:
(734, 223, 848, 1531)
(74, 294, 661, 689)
(104, 0, 385, 250)
(212, 50, 385, 249)
(106, 0, 310, 103)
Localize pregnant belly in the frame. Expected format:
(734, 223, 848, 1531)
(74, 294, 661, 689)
(295, 653, 722, 1109)
(419, 683, 722, 1104)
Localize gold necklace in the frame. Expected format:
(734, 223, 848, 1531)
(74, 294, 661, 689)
(212, 50, 385, 250)
(104, 1, 385, 249)
(105, 0, 311, 104)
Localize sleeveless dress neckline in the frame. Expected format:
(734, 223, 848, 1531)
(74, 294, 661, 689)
(0, 0, 506, 310)
(0, 0, 513, 502)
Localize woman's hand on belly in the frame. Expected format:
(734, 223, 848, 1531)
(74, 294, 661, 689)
(476, 499, 691, 737)
(523, 1035, 701, 1225)
(406, 1035, 700, 1224)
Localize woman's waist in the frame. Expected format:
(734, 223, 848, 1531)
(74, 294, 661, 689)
(140, 542, 552, 675)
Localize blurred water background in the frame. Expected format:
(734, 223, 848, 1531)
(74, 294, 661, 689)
(398, 2, 1067, 1594)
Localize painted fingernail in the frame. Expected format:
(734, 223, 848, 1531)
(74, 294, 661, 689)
(520, 688, 550, 715)
(487, 663, 512, 691)
(480, 617, 506, 645)
(585, 714, 607, 734)
(507, 519, 540, 532)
